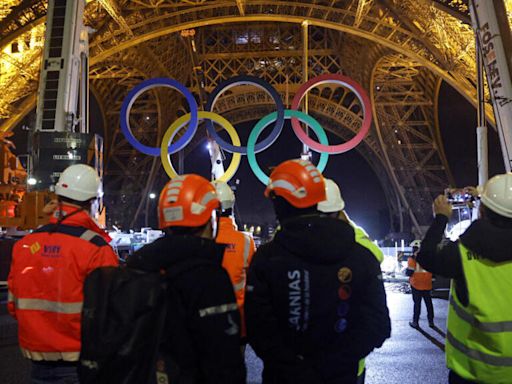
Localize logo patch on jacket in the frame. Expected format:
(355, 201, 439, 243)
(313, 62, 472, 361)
(41, 245, 62, 258)
(337, 267, 352, 283)
(29, 242, 41, 254)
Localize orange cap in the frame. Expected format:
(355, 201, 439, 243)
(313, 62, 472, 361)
(158, 174, 220, 228)
(264, 159, 326, 208)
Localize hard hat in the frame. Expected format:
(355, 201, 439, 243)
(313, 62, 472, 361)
(480, 173, 512, 218)
(410, 240, 421, 248)
(55, 164, 101, 202)
(211, 180, 235, 210)
(264, 159, 326, 208)
(317, 178, 345, 213)
(158, 174, 220, 229)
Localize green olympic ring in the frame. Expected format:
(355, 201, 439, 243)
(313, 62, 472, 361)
(247, 109, 330, 185)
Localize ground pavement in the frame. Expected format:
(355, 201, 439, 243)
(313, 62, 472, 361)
(1, 289, 448, 384)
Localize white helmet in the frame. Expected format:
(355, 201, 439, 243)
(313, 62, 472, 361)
(480, 173, 512, 218)
(317, 178, 345, 213)
(211, 180, 235, 211)
(55, 164, 101, 202)
(410, 240, 421, 248)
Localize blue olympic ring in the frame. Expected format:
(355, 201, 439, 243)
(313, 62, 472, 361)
(205, 75, 285, 154)
(120, 78, 198, 156)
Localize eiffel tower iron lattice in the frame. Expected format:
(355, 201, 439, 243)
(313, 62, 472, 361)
(2, 0, 509, 231)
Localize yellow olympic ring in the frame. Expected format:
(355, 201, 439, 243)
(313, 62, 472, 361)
(160, 111, 242, 182)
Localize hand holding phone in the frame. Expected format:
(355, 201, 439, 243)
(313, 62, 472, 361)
(434, 195, 453, 218)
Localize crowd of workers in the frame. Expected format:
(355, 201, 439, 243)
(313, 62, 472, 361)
(5, 159, 512, 384)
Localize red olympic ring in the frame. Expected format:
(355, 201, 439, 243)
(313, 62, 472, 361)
(290, 74, 372, 154)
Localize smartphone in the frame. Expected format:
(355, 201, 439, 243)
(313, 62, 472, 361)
(444, 188, 472, 203)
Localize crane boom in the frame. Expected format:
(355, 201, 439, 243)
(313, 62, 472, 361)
(470, 0, 512, 172)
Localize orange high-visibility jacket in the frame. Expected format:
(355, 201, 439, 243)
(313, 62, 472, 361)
(407, 256, 432, 291)
(7, 204, 118, 361)
(216, 217, 255, 337)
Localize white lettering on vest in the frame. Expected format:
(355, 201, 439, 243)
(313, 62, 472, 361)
(288, 270, 301, 330)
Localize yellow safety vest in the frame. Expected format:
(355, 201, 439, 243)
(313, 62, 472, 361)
(352, 221, 384, 377)
(446, 243, 512, 383)
(352, 223, 384, 264)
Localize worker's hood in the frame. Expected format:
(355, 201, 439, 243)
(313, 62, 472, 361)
(460, 219, 512, 263)
(274, 215, 355, 264)
(126, 234, 225, 271)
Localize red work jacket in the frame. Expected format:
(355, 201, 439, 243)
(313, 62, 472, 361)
(7, 203, 118, 361)
(216, 217, 255, 337)
(407, 256, 432, 291)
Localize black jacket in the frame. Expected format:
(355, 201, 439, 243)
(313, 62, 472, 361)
(418, 215, 512, 306)
(127, 235, 246, 384)
(245, 216, 391, 384)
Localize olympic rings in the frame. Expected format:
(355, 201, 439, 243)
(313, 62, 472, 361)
(121, 78, 198, 156)
(122, 74, 372, 182)
(205, 75, 285, 154)
(161, 111, 242, 182)
(247, 110, 330, 185)
(290, 73, 372, 154)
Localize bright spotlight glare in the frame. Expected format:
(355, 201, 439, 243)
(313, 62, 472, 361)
(27, 177, 37, 186)
(149, 193, 156, 199)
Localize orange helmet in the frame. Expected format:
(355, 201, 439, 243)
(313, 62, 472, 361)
(264, 159, 326, 208)
(158, 174, 220, 229)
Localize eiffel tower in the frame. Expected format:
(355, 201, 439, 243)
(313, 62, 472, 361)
(0, 0, 503, 233)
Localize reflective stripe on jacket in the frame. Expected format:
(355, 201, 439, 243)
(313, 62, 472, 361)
(216, 217, 255, 337)
(407, 257, 432, 290)
(446, 243, 512, 383)
(7, 207, 118, 360)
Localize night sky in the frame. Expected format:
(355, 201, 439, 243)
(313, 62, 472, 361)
(438, 82, 505, 186)
(11, 82, 505, 239)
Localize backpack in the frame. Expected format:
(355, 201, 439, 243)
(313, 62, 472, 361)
(79, 266, 169, 384)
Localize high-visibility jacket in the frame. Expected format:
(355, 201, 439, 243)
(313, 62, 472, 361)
(216, 216, 255, 338)
(350, 219, 384, 263)
(7, 203, 118, 361)
(407, 256, 432, 290)
(446, 243, 512, 383)
(351, 219, 384, 377)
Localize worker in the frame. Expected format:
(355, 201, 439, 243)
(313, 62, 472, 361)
(212, 180, 255, 347)
(7, 164, 118, 384)
(127, 174, 246, 383)
(406, 240, 434, 329)
(317, 178, 383, 262)
(245, 159, 391, 384)
(417, 173, 512, 384)
(317, 178, 384, 384)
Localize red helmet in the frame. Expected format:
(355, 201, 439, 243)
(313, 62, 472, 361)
(158, 174, 220, 229)
(264, 159, 326, 208)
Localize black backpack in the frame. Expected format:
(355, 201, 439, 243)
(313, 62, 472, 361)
(79, 266, 169, 384)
